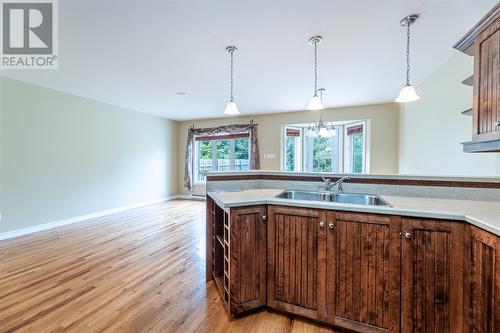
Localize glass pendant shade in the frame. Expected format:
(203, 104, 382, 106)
(307, 94, 324, 111)
(318, 127, 331, 137)
(224, 101, 239, 115)
(395, 84, 420, 103)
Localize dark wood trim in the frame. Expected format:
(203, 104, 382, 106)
(206, 174, 500, 189)
(454, 3, 500, 55)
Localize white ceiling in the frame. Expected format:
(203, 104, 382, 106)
(1, 0, 497, 120)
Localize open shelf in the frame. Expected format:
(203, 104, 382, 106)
(211, 199, 230, 308)
(462, 75, 473, 86)
(216, 234, 224, 247)
(214, 204, 224, 239)
(462, 108, 472, 116)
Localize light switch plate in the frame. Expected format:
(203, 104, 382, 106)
(264, 153, 276, 159)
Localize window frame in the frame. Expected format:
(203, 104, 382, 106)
(280, 120, 368, 174)
(194, 134, 251, 184)
(282, 126, 303, 172)
(343, 121, 366, 173)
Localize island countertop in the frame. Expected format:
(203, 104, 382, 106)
(207, 189, 500, 236)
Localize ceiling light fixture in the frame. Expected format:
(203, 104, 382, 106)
(307, 36, 325, 111)
(224, 46, 240, 115)
(307, 89, 335, 137)
(396, 15, 420, 103)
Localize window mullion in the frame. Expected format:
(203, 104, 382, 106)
(212, 141, 218, 170)
(230, 140, 235, 170)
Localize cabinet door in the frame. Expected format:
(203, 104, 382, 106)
(324, 212, 401, 333)
(229, 205, 267, 314)
(401, 218, 464, 333)
(267, 206, 326, 321)
(473, 16, 500, 141)
(463, 225, 500, 333)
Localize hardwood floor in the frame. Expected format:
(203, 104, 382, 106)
(0, 200, 338, 333)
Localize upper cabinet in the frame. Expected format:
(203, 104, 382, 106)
(454, 4, 500, 152)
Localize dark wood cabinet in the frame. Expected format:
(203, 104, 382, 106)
(206, 199, 267, 315)
(455, 4, 500, 152)
(207, 199, 500, 332)
(324, 212, 401, 333)
(463, 225, 500, 333)
(267, 205, 326, 321)
(229, 205, 267, 314)
(473, 20, 499, 142)
(401, 218, 465, 333)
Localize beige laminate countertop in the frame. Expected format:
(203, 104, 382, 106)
(208, 189, 500, 236)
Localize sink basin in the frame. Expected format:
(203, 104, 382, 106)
(276, 190, 390, 206)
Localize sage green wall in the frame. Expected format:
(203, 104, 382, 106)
(399, 54, 500, 176)
(178, 103, 400, 195)
(0, 77, 179, 233)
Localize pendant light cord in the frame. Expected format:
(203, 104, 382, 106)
(314, 40, 318, 95)
(230, 49, 234, 102)
(405, 20, 411, 86)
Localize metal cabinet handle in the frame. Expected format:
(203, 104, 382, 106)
(319, 221, 325, 228)
(262, 215, 267, 221)
(404, 232, 412, 239)
(328, 223, 335, 229)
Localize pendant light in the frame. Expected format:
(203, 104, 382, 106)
(308, 89, 335, 137)
(307, 36, 325, 110)
(224, 46, 240, 115)
(396, 15, 420, 103)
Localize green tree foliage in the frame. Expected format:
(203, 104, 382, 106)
(285, 137, 295, 171)
(216, 140, 230, 159)
(234, 138, 249, 159)
(199, 141, 212, 160)
(313, 137, 333, 172)
(352, 132, 364, 173)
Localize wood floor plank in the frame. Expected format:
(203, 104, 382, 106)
(0, 200, 338, 333)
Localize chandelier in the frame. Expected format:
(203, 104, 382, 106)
(307, 89, 335, 137)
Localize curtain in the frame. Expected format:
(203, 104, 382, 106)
(184, 123, 260, 191)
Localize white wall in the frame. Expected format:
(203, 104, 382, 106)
(0, 77, 179, 233)
(399, 54, 500, 176)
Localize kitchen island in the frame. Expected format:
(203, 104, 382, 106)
(205, 173, 500, 333)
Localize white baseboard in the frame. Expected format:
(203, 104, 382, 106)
(0, 195, 184, 241)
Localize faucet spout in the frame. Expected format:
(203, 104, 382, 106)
(321, 176, 332, 191)
(332, 176, 350, 193)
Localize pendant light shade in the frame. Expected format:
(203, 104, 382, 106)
(396, 15, 419, 103)
(307, 36, 325, 110)
(224, 46, 240, 115)
(396, 84, 420, 103)
(318, 126, 332, 138)
(224, 101, 239, 115)
(308, 94, 324, 111)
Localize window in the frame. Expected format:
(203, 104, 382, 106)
(195, 134, 250, 182)
(344, 122, 365, 173)
(283, 127, 302, 172)
(282, 121, 367, 174)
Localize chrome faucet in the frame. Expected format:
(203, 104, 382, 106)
(321, 176, 333, 191)
(321, 176, 350, 193)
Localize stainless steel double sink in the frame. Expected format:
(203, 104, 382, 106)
(276, 190, 390, 206)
